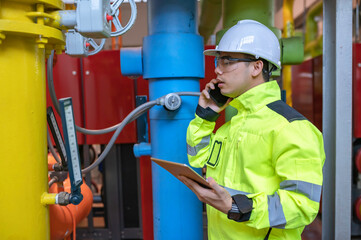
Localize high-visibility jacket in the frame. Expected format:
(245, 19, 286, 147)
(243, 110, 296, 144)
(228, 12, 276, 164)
(186, 81, 325, 240)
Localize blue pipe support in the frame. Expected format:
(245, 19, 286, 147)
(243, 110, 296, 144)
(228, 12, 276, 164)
(120, 47, 143, 76)
(145, 0, 204, 239)
(133, 142, 152, 157)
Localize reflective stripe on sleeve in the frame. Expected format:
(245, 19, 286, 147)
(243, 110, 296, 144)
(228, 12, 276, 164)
(280, 180, 322, 202)
(221, 186, 249, 196)
(268, 192, 286, 229)
(187, 135, 211, 156)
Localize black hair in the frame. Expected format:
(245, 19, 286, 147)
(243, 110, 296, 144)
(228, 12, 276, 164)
(243, 53, 274, 82)
(261, 59, 275, 82)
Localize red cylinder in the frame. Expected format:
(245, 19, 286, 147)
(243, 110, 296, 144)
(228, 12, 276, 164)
(49, 178, 93, 240)
(48, 154, 93, 240)
(355, 196, 361, 221)
(355, 148, 361, 173)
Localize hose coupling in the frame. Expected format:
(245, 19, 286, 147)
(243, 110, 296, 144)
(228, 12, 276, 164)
(56, 192, 70, 206)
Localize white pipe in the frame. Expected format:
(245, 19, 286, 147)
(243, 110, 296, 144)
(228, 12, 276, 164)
(357, 0, 360, 42)
(62, 0, 75, 4)
(62, 0, 145, 5)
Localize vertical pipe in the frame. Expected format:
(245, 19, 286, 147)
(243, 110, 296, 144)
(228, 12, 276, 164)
(149, 79, 202, 240)
(0, 3, 48, 240)
(223, 0, 273, 28)
(305, 2, 323, 49)
(357, 0, 360, 42)
(148, 0, 197, 34)
(198, 0, 222, 44)
(322, 0, 352, 239)
(304, 1, 323, 59)
(144, 0, 204, 239)
(218, 0, 274, 121)
(217, 0, 274, 44)
(282, 0, 294, 106)
(282, 0, 295, 38)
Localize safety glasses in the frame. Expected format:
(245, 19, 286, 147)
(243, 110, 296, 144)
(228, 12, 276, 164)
(214, 56, 258, 73)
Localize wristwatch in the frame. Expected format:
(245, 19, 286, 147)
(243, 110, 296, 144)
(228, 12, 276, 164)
(227, 194, 253, 222)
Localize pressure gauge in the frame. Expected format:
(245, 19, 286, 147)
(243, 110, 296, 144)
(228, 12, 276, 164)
(47, 107, 67, 168)
(59, 98, 83, 190)
(164, 93, 182, 111)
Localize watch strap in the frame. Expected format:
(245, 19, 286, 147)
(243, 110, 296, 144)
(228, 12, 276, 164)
(232, 194, 253, 222)
(227, 202, 241, 221)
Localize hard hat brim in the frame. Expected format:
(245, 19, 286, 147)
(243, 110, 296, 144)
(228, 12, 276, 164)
(204, 49, 261, 57)
(203, 49, 281, 70)
(203, 49, 252, 56)
(203, 49, 220, 56)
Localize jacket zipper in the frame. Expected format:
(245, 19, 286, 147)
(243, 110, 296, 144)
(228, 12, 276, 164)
(264, 228, 272, 240)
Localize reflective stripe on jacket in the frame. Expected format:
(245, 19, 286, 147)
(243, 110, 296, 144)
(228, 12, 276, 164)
(186, 81, 325, 240)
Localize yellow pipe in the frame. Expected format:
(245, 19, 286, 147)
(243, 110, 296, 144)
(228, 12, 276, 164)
(304, 1, 323, 59)
(0, 31, 49, 240)
(41, 193, 58, 205)
(282, 0, 295, 106)
(0, 1, 64, 239)
(282, 0, 295, 38)
(283, 66, 293, 106)
(44, 11, 69, 30)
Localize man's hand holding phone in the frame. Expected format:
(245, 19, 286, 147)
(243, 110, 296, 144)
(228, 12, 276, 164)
(199, 79, 232, 112)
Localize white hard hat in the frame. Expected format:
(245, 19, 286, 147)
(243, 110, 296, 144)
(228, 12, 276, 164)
(204, 20, 281, 69)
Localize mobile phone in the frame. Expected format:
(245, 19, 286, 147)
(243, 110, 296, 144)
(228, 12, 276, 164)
(208, 83, 230, 107)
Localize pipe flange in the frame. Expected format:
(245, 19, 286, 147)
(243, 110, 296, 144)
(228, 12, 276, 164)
(164, 93, 182, 111)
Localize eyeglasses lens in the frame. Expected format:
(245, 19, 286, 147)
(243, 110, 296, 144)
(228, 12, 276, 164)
(214, 58, 241, 72)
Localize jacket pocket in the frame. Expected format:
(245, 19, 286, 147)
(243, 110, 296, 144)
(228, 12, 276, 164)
(206, 137, 226, 168)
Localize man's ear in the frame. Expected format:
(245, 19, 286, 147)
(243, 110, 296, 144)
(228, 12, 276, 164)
(251, 60, 263, 78)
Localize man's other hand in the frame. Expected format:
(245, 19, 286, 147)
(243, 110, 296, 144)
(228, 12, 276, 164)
(178, 176, 232, 214)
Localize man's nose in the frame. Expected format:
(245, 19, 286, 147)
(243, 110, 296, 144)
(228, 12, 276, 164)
(214, 66, 222, 75)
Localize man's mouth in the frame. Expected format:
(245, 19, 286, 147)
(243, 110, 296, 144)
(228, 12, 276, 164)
(217, 80, 225, 87)
(216, 78, 224, 84)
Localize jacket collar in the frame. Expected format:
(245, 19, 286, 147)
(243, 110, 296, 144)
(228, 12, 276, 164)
(229, 80, 281, 113)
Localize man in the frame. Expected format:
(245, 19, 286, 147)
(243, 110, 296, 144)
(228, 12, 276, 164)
(180, 20, 325, 239)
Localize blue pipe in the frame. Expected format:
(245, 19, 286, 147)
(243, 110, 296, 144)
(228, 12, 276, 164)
(149, 79, 203, 240)
(120, 47, 143, 76)
(145, 0, 204, 239)
(133, 142, 151, 157)
(147, 0, 197, 34)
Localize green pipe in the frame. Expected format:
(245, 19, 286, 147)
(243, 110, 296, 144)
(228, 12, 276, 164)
(217, 0, 274, 44)
(222, 0, 275, 121)
(304, 1, 323, 59)
(198, 0, 222, 44)
(223, 0, 273, 28)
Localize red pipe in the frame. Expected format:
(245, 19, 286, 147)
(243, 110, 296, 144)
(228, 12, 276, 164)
(49, 180, 93, 240)
(355, 148, 361, 173)
(48, 154, 93, 240)
(355, 196, 361, 221)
